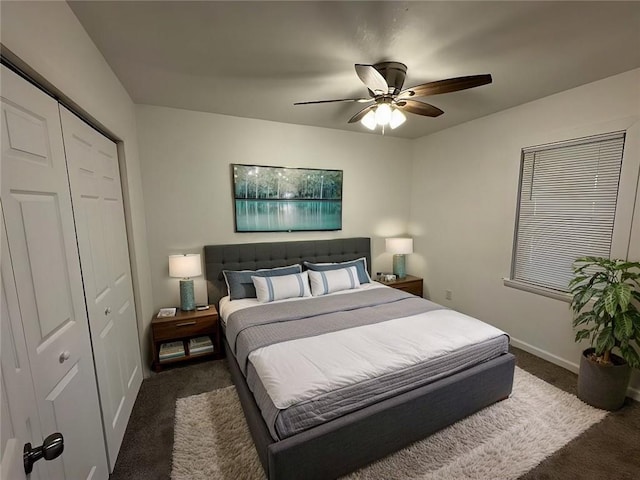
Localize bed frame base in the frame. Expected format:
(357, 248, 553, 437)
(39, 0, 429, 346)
(226, 338, 516, 480)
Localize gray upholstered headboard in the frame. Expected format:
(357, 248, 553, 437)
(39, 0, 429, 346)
(204, 237, 371, 307)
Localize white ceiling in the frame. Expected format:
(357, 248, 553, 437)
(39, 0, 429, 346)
(69, 1, 640, 139)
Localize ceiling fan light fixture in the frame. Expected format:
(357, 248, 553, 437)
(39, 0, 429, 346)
(297, 63, 492, 131)
(375, 103, 392, 126)
(361, 110, 377, 130)
(389, 108, 406, 129)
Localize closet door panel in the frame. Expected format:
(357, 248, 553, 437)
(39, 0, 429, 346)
(1, 65, 108, 480)
(10, 192, 75, 339)
(1, 213, 44, 480)
(60, 107, 143, 470)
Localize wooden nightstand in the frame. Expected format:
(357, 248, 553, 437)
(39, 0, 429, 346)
(378, 275, 423, 297)
(151, 306, 223, 372)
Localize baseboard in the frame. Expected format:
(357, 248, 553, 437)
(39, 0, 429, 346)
(510, 337, 640, 403)
(510, 337, 580, 373)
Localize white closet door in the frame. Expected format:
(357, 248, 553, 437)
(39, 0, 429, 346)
(1, 66, 109, 479)
(1, 207, 43, 480)
(60, 107, 143, 470)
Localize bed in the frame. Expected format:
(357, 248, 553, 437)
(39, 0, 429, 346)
(205, 237, 515, 480)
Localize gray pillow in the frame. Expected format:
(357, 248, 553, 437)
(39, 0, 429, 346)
(303, 257, 370, 284)
(223, 264, 302, 300)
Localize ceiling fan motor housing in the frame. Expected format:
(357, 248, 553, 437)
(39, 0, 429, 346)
(372, 62, 408, 95)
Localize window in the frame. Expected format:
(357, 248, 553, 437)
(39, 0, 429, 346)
(510, 132, 625, 293)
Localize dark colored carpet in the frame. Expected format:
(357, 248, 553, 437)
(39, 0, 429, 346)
(109, 359, 232, 479)
(514, 348, 640, 480)
(109, 348, 640, 480)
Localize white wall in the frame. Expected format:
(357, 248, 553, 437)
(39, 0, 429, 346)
(409, 68, 640, 396)
(0, 1, 155, 373)
(136, 104, 413, 320)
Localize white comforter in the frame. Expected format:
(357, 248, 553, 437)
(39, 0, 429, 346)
(247, 307, 507, 409)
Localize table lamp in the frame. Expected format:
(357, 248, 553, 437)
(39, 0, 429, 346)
(169, 254, 202, 311)
(385, 238, 413, 279)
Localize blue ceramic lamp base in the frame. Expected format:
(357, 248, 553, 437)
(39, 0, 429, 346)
(392, 254, 407, 279)
(179, 279, 196, 311)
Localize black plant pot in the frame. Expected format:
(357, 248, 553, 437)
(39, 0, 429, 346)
(577, 348, 631, 411)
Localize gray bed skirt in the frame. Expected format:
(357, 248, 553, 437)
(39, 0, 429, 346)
(225, 337, 516, 480)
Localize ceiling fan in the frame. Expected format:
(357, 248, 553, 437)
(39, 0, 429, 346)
(294, 62, 492, 130)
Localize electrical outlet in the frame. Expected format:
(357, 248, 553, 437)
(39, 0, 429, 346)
(445, 290, 453, 300)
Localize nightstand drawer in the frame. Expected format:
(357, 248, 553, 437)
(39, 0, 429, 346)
(394, 283, 423, 296)
(379, 275, 423, 297)
(153, 315, 216, 341)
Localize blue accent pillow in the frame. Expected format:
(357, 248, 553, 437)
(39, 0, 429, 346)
(223, 264, 302, 300)
(303, 257, 371, 284)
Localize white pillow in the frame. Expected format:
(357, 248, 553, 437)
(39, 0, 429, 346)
(308, 266, 360, 296)
(303, 257, 371, 284)
(251, 271, 311, 303)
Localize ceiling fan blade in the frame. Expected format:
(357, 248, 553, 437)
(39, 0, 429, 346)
(355, 64, 389, 95)
(395, 100, 444, 117)
(294, 98, 372, 105)
(348, 105, 376, 124)
(398, 74, 492, 99)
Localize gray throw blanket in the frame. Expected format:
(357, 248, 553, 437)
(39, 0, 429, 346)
(226, 288, 446, 375)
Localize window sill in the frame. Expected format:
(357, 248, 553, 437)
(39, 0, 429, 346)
(503, 278, 571, 303)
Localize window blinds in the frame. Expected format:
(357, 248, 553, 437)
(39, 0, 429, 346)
(512, 132, 625, 292)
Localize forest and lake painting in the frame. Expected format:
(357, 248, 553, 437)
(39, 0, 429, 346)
(233, 164, 343, 232)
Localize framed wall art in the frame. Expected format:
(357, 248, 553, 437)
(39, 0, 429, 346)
(232, 164, 343, 232)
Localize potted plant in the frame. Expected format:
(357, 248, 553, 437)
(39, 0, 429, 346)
(570, 257, 640, 410)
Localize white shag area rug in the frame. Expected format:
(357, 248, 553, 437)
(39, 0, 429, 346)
(172, 367, 606, 480)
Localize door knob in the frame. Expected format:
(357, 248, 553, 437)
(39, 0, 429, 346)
(58, 351, 71, 363)
(24, 433, 64, 474)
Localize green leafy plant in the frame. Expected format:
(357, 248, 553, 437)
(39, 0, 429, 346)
(570, 257, 640, 367)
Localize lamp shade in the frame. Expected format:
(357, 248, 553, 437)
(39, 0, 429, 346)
(375, 103, 392, 126)
(169, 254, 202, 278)
(385, 238, 413, 255)
(389, 108, 407, 129)
(361, 110, 377, 130)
